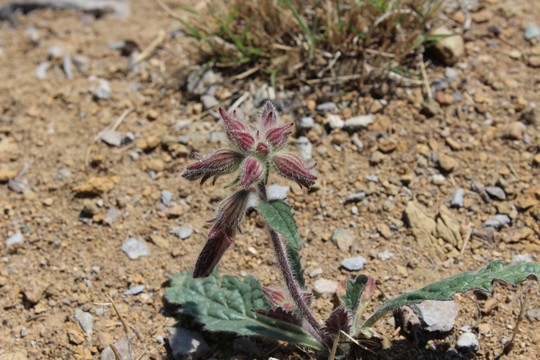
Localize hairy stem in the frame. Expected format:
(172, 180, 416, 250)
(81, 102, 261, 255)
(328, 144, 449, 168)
(258, 182, 326, 346)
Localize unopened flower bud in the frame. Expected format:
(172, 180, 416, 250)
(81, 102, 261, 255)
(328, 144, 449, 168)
(241, 157, 264, 189)
(182, 149, 244, 185)
(272, 152, 317, 189)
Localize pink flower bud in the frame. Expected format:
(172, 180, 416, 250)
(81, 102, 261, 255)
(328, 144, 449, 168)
(265, 122, 294, 148)
(255, 141, 270, 156)
(230, 130, 255, 152)
(263, 287, 293, 311)
(182, 149, 244, 185)
(241, 157, 264, 189)
(193, 189, 251, 278)
(260, 101, 278, 130)
(272, 152, 317, 189)
(219, 108, 247, 133)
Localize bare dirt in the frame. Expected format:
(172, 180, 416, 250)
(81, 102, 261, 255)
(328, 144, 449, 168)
(0, 0, 539, 359)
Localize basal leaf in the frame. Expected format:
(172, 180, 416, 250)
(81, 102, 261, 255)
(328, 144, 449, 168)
(342, 275, 375, 335)
(258, 200, 301, 250)
(363, 261, 540, 329)
(165, 268, 323, 350)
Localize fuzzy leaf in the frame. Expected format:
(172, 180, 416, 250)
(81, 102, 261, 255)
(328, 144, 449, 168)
(258, 200, 301, 250)
(286, 242, 306, 288)
(252, 307, 301, 326)
(165, 268, 323, 350)
(363, 261, 540, 329)
(342, 275, 375, 335)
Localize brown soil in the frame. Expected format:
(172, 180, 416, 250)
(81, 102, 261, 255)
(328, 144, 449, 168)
(0, 0, 539, 359)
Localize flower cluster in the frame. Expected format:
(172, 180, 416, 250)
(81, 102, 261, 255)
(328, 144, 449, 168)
(182, 101, 317, 278)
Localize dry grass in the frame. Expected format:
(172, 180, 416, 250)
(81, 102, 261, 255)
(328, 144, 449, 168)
(161, 0, 444, 90)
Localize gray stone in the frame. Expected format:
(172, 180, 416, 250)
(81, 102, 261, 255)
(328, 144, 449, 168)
(57, 168, 72, 180)
(186, 69, 222, 96)
(331, 228, 355, 252)
(167, 327, 210, 360)
(365, 174, 379, 183)
(377, 251, 394, 261)
(313, 279, 338, 296)
(121, 238, 149, 260)
(327, 114, 344, 129)
(172, 227, 192, 240)
(161, 190, 173, 208)
(344, 114, 374, 130)
(444, 67, 459, 82)
(511, 253, 533, 263)
(309, 267, 323, 278)
(201, 94, 219, 110)
(316, 102, 337, 112)
(452, 91, 462, 102)
(415, 300, 460, 333)
(298, 116, 314, 130)
(340, 256, 366, 271)
(524, 24, 540, 41)
(267, 184, 290, 200)
(100, 129, 122, 146)
(5, 232, 24, 253)
(73, 55, 90, 74)
(352, 133, 364, 149)
(485, 186, 506, 200)
(101, 337, 133, 360)
(63, 55, 73, 79)
(296, 136, 312, 160)
(345, 192, 366, 204)
(93, 78, 111, 100)
(36, 61, 50, 79)
(123, 285, 144, 296)
(208, 131, 227, 143)
(451, 189, 464, 208)
(456, 332, 479, 353)
(48, 45, 64, 58)
(74, 309, 93, 335)
(483, 214, 511, 229)
(121, 132, 135, 145)
(527, 308, 540, 319)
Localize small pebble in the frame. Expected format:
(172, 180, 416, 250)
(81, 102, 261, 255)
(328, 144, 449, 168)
(93, 78, 111, 100)
(444, 67, 459, 82)
(313, 279, 338, 296)
(72, 54, 90, 73)
(416, 300, 460, 333)
(172, 227, 192, 239)
(316, 102, 337, 112)
(485, 186, 506, 201)
(167, 327, 210, 359)
(161, 190, 173, 208)
(340, 256, 366, 271)
(298, 116, 314, 130)
(350, 206, 359, 215)
(57, 168, 72, 180)
(121, 238, 149, 260)
(377, 251, 394, 261)
(309, 267, 323, 277)
(483, 214, 511, 229)
(344, 114, 374, 130)
(62, 55, 73, 79)
(36, 61, 50, 79)
(451, 189, 465, 208)
(48, 45, 64, 58)
(327, 114, 344, 129)
(123, 285, 145, 296)
(456, 332, 480, 353)
(365, 174, 379, 183)
(524, 24, 540, 41)
(296, 136, 312, 160)
(345, 192, 366, 204)
(5, 232, 24, 253)
(431, 174, 446, 185)
(201, 94, 219, 109)
(74, 309, 93, 335)
(100, 130, 122, 146)
(352, 133, 364, 149)
(331, 228, 355, 252)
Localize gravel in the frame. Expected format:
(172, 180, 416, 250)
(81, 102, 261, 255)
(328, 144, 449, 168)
(123, 285, 145, 296)
(296, 136, 312, 160)
(340, 256, 366, 271)
(161, 190, 173, 208)
(172, 227, 192, 239)
(482, 214, 511, 229)
(316, 102, 337, 112)
(121, 238, 149, 259)
(414, 300, 460, 333)
(74, 309, 93, 335)
(343, 114, 374, 130)
(456, 332, 480, 353)
(451, 189, 465, 208)
(485, 186, 506, 200)
(5, 232, 24, 253)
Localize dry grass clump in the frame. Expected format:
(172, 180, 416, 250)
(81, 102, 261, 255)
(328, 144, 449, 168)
(161, 0, 443, 90)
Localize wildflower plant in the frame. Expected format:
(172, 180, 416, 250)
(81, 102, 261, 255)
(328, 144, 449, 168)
(166, 102, 540, 356)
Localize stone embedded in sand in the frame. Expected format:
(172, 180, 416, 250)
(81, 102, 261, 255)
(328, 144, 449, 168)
(74, 176, 119, 196)
(430, 26, 464, 66)
(121, 238, 149, 260)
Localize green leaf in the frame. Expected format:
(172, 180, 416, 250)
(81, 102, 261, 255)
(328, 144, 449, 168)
(257, 200, 301, 250)
(165, 268, 323, 350)
(363, 261, 540, 329)
(286, 243, 306, 288)
(341, 275, 375, 335)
